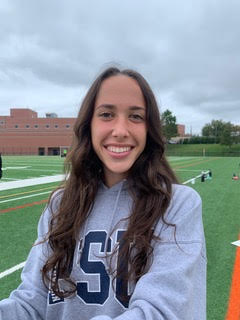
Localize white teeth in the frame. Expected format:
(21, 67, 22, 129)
(107, 146, 131, 153)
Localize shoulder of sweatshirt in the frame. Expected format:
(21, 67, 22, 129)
(172, 182, 201, 201)
(155, 184, 204, 244)
(167, 183, 202, 223)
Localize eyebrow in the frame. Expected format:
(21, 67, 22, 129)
(95, 104, 145, 111)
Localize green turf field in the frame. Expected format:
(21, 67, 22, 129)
(1, 155, 240, 319)
(166, 143, 240, 157)
(0, 155, 64, 181)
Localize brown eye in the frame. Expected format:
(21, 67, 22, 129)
(99, 112, 113, 119)
(130, 114, 144, 121)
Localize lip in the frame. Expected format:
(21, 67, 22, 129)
(104, 144, 134, 148)
(104, 145, 133, 159)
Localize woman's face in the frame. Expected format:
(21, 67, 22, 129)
(91, 75, 147, 187)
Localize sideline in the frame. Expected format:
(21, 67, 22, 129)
(0, 191, 51, 205)
(0, 186, 53, 200)
(0, 174, 64, 191)
(0, 262, 26, 280)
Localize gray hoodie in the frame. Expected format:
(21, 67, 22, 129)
(0, 181, 206, 320)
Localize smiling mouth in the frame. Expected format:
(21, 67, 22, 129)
(106, 146, 132, 153)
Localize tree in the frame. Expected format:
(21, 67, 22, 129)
(162, 109, 178, 140)
(202, 120, 226, 142)
(231, 125, 240, 144)
(201, 123, 212, 137)
(202, 119, 235, 146)
(220, 122, 234, 147)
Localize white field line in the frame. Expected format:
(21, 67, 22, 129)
(5, 163, 63, 167)
(23, 169, 61, 172)
(0, 191, 51, 204)
(1, 178, 20, 181)
(3, 167, 61, 172)
(0, 262, 26, 280)
(175, 169, 204, 172)
(2, 166, 31, 170)
(0, 174, 64, 191)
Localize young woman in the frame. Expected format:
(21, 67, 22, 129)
(0, 67, 206, 319)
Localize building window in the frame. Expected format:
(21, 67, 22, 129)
(15, 124, 19, 128)
(34, 124, 38, 128)
(26, 124, 30, 128)
(54, 124, 58, 128)
(46, 124, 50, 128)
(66, 124, 70, 128)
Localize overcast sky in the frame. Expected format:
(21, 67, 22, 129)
(0, 0, 239, 134)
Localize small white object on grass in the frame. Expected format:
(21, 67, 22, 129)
(231, 240, 240, 247)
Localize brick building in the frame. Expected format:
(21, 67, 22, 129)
(0, 108, 186, 155)
(177, 124, 185, 136)
(0, 108, 75, 155)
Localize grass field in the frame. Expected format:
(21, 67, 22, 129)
(1, 155, 240, 319)
(166, 143, 240, 157)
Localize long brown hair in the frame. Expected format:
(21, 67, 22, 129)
(41, 67, 178, 297)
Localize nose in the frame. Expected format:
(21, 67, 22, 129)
(112, 117, 129, 138)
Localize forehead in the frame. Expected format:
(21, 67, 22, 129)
(95, 75, 145, 107)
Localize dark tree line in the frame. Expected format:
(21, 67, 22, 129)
(160, 108, 240, 147)
(202, 120, 240, 146)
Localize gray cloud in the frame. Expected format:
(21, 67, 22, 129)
(0, 0, 240, 134)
